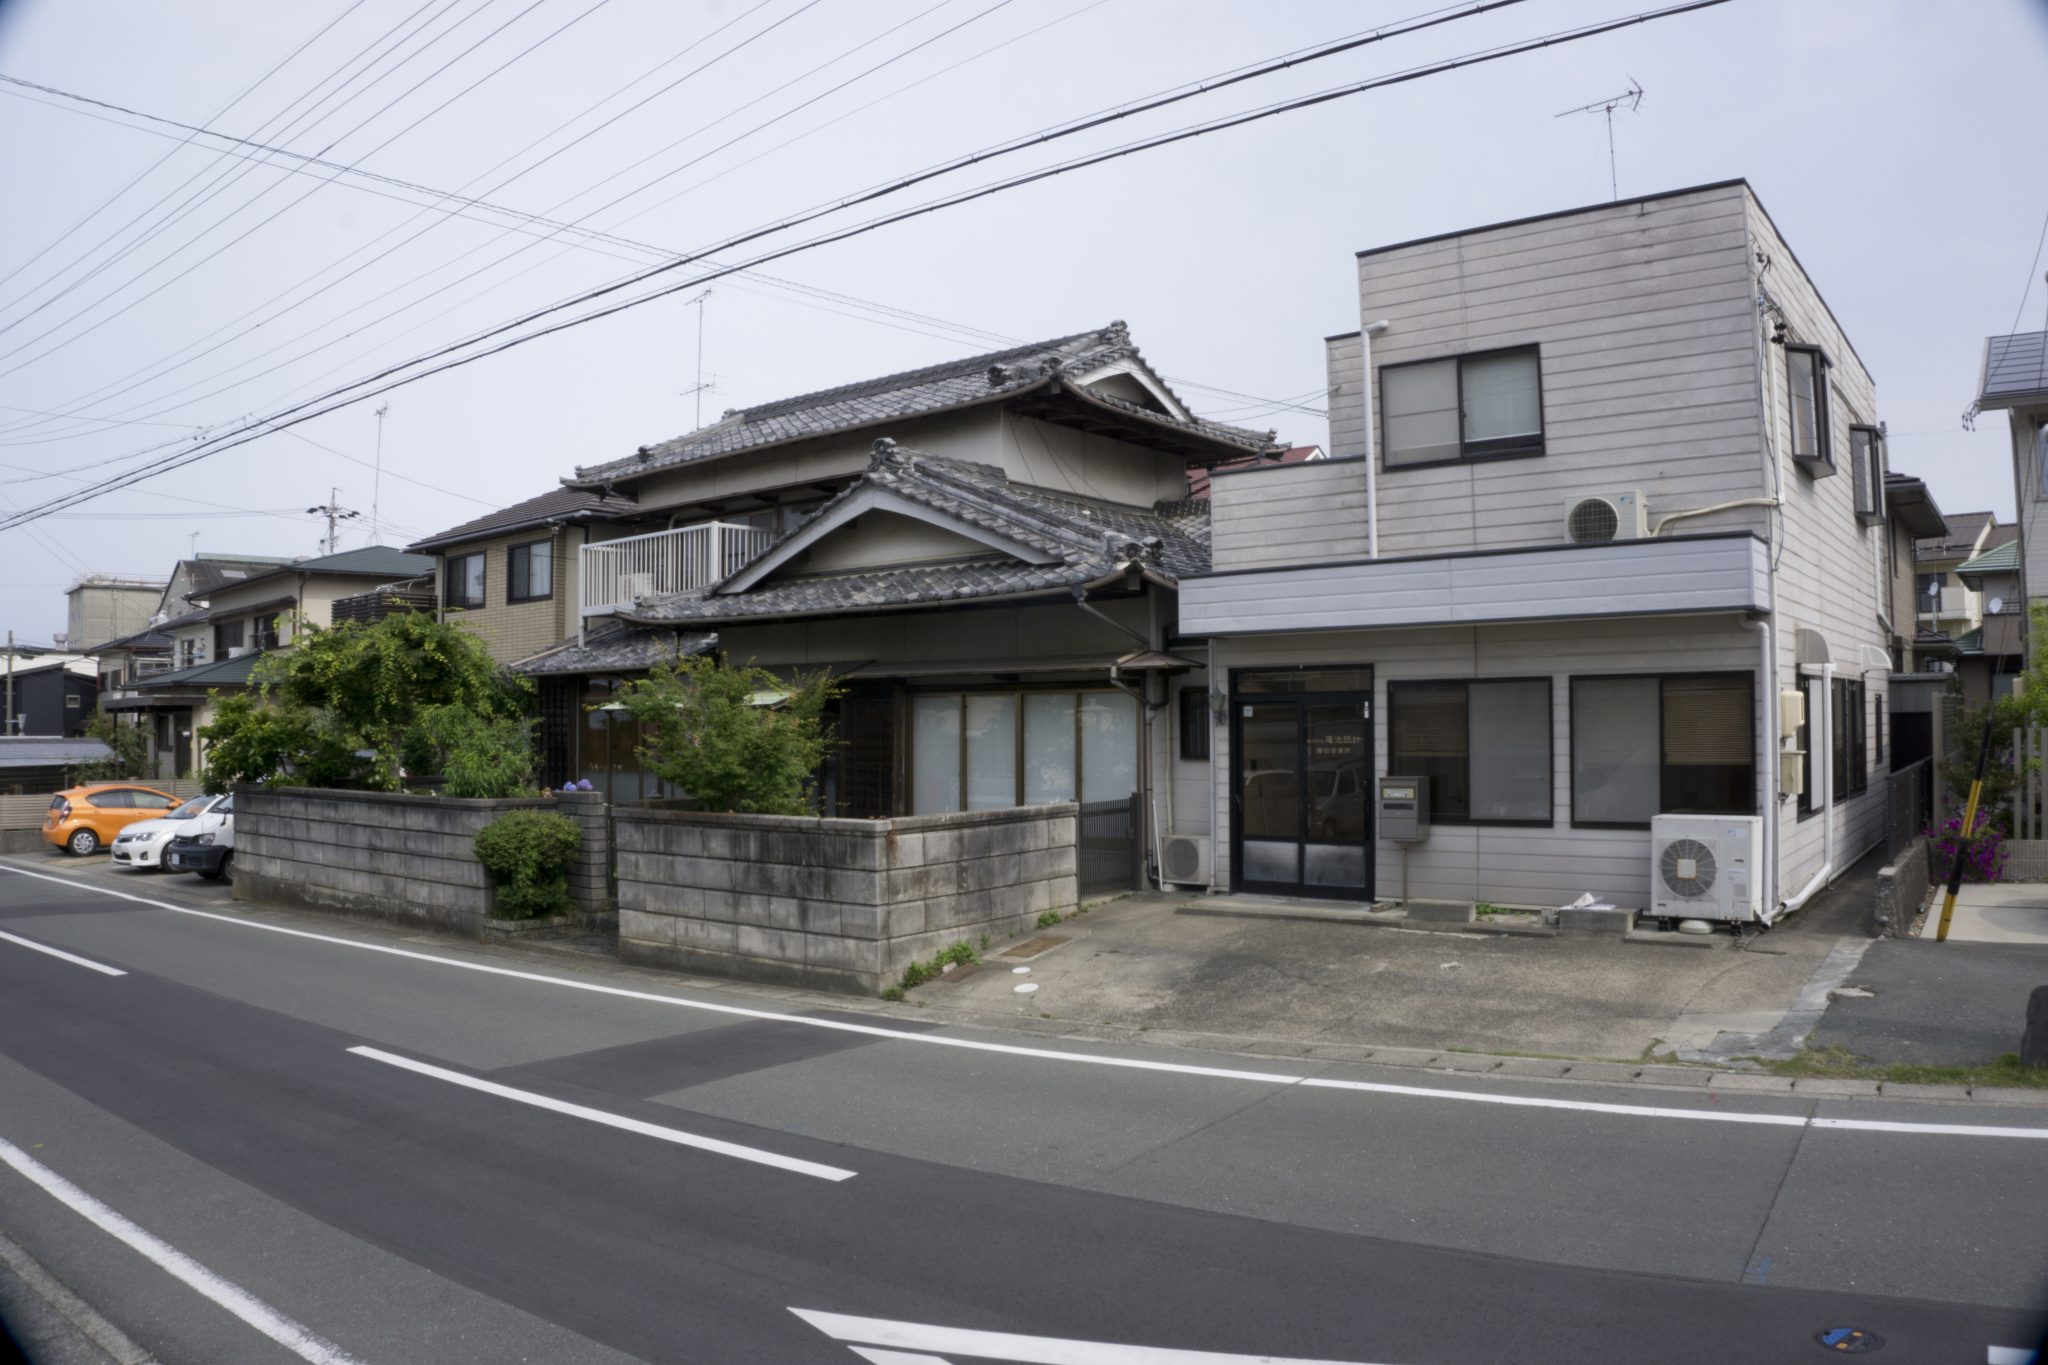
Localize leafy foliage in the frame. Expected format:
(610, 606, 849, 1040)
(70, 714, 150, 783)
(473, 809, 584, 919)
(611, 655, 838, 814)
(199, 614, 531, 794)
(897, 939, 979, 991)
(1927, 810, 2007, 884)
(415, 705, 536, 799)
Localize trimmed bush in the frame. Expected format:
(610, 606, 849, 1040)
(473, 809, 583, 919)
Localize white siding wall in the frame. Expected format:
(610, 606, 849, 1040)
(2014, 410, 2048, 607)
(1354, 184, 1766, 559)
(1324, 332, 1364, 459)
(1209, 459, 1371, 568)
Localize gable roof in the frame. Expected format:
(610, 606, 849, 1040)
(232, 546, 436, 594)
(1978, 331, 2048, 411)
(172, 556, 296, 605)
(567, 322, 1279, 489)
(619, 441, 1207, 627)
(1916, 510, 1994, 561)
(412, 487, 639, 551)
(1956, 537, 2020, 588)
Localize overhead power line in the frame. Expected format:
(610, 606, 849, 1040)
(0, 0, 1726, 532)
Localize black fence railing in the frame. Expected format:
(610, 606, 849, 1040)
(1078, 793, 1143, 897)
(1885, 757, 1932, 856)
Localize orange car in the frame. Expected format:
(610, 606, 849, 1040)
(43, 783, 183, 856)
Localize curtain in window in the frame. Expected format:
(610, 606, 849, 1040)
(1079, 691, 1138, 805)
(1381, 360, 1459, 467)
(1470, 680, 1549, 821)
(964, 694, 1018, 810)
(1663, 674, 1754, 814)
(1023, 694, 1076, 804)
(911, 696, 961, 814)
(1461, 352, 1541, 445)
(1389, 682, 1468, 820)
(1572, 677, 1659, 824)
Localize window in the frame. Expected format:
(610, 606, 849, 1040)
(1849, 425, 1884, 525)
(444, 553, 484, 609)
(1178, 686, 1210, 761)
(1785, 345, 1833, 474)
(2036, 422, 2048, 499)
(1381, 347, 1543, 468)
(213, 619, 244, 656)
(1388, 679, 1551, 825)
(253, 613, 280, 651)
(1833, 677, 1867, 799)
(128, 790, 176, 810)
(508, 540, 553, 602)
(65, 693, 81, 708)
(1571, 673, 1755, 827)
(1798, 681, 1815, 817)
(910, 690, 1137, 814)
(178, 637, 203, 668)
(1875, 696, 1886, 766)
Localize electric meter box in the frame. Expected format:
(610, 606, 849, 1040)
(1378, 776, 1429, 843)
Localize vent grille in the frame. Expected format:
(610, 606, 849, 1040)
(1659, 836, 1718, 899)
(1161, 835, 1206, 883)
(1567, 497, 1621, 544)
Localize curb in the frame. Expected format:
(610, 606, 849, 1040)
(0, 1227, 155, 1364)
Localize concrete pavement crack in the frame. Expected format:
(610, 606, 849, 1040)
(1734, 1099, 1817, 1289)
(1095, 1076, 1311, 1180)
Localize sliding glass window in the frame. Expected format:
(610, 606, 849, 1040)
(1387, 678, 1551, 825)
(912, 690, 1137, 815)
(1571, 673, 1755, 828)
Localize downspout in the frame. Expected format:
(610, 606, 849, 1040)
(1360, 320, 1390, 559)
(1207, 636, 1219, 895)
(1779, 661, 1834, 918)
(1745, 618, 1776, 919)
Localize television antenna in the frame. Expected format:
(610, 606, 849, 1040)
(306, 487, 361, 555)
(684, 289, 713, 429)
(1556, 78, 1643, 202)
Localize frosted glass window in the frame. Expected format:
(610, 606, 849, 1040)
(1572, 677, 1659, 825)
(912, 695, 961, 814)
(1461, 351, 1541, 447)
(1381, 359, 1458, 468)
(965, 694, 1018, 810)
(1469, 680, 1551, 822)
(1079, 691, 1138, 805)
(1786, 346, 1830, 467)
(1023, 693, 1076, 805)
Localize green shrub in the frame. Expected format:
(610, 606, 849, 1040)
(70, 714, 150, 783)
(473, 809, 583, 919)
(611, 655, 838, 814)
(416, 704, 536, 798)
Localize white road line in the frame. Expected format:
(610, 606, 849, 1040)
(7, 862, 2047, 1142)
(1987, 1347, 2040, 1364)
(0, 927, 126, 976)
(348, 1046, 857, 1181)
(793, 1306, 1389, 1363)
(0, 1135, 365, 1365)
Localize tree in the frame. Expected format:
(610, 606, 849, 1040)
(612, 655, 838, 814)
(200, 613, 532, 794)
(70, 714, 150, 783)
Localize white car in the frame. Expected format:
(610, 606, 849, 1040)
(111, 793, 232, 871)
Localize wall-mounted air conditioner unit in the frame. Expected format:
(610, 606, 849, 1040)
(1159, 833, 1210, 887)
(1563, 491, 1647, 544)
(1649, 814, 1764, 922)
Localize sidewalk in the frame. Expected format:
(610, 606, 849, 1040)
(1935, 882, 2048, 945)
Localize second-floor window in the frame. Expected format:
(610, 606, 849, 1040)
(445, 553, 484, 610)
(507, 540, 553, 603)
(213, 619, 244, 657)
(1786, 345, 1832, 474)
(1381, 346, 1543, 468)
(179, 637, 203, 668)
(253, 613, 280, 651)
(1850, 425, 1884, 525)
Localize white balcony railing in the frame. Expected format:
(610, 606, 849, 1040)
(580, 521, 775, 618)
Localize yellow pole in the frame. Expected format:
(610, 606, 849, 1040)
(1935, 778, 1983, 942)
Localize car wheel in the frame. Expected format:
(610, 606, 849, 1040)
(217, 852, 233, 885)
(67, 829, 99, 856)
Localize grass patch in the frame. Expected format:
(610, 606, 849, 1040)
(1473, 902, 1516, 917)
(895, 940, 980, 992)
(1036, 910, 1062, 929)
(1757, 1045, 2048, 1089)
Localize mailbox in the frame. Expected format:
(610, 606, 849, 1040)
(1378, 776, 1429, 843)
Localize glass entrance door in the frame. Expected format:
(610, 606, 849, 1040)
(1232, 675, 1372, 899)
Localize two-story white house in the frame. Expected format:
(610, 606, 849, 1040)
(1974, 328, 2048, 667)
(1179, 181, 1896, 920)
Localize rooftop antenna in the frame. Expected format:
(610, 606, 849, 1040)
(306, 487, 361, 555)
(372, 402, 389, 545)
(683, 288, 714, 429)
(1555, 77, 1643, 202)
(187, 531, 199, 560)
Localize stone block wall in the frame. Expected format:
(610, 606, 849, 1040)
(234, 787, 608, 934)
(1870, 837, 1931, 937)
(614, 804, 1078, 994)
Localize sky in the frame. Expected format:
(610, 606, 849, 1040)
(0, 0, 2043, 646)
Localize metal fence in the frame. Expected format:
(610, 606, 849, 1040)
(2013, 727, 2048, 840)
(1077, 793, 1143, 897)
(1884, 757, 1931, 855)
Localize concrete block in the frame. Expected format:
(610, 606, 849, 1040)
(1633, 1065, 1713, 1088)
(884, 864, 953, 903)
(1967, 1086, 2048, 1107)
(1562, 1061, 1640, 1083)
(735, 923, 805, 964)
(1360, 1047, 1440, 1068)
(805, 933, 882, 975)
(802, 901, 843, 937)
(618, 909, 676, 946)
(674, 917, 738, 952)
(1405, 899, 1472, 924)
(835, 904, 884, 940)
(1707, 1072, 1795, 1093)
(884, 831, 926, 868)
(1877, 1082, 1973, 1102)
(1491, 1057, 1574, 1079)
(1557, 908, 1634, 936)
(1791, 1078, 1881, 1097)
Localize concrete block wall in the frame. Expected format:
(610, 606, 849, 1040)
(1870, 838, 1931, 937)
(554, 789, 613, 914)
(234, 787, 607, 934)
(614, 804, 1079, 994)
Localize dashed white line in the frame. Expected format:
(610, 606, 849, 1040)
(0, 1135, 365, 1365)
(348, 1046, 857, 1181)
(0, 927, 126, 976)
(6, 862, 2047, 1143)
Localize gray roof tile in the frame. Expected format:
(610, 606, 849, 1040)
(413, 488, 638, 551)
(512, 620, 714, 676)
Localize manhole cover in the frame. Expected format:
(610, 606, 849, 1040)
(997, 934, 1069, 960)
(1814, 1327, 1883, 1353)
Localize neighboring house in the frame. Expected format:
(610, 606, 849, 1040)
(1973, 328, 2048, 657)
(152, 555, 295, 620)
(0, 736, 115, 795)
(0, 656, 98, 736)
(1914, 509, 1997, 642)
(1186, 444, 1324, 499)
(1954, 536, 2024, 705)
(1177, 180, 1900, 916)
(65, 574, 167, 650)
(493, 322, 1279, 873)
(1881, 471, 1952, 670)
(127, 546, 435, 778)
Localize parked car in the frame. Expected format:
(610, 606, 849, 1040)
(112, 793, 232, 872)
(164, 797, 235, 882)
(41, 784, 182, 856)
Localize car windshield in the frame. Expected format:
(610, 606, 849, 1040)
(167, 796, 212, 820)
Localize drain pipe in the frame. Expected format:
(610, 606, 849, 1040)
(1745, 618, 1777, 918)
(1777, 662, 1834, 919)
(1360, 320, 1390, 559)
(1207, 638, 1220, 895)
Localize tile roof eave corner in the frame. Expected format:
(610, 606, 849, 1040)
(617, 560, 1156, 630)
(1041, 375, 1280, 455)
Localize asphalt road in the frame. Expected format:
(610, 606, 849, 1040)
(1, 857, 2044, 1365)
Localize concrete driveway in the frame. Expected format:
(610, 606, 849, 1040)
(1935, 882, 2048, 944)
(919, 857, 1879, 1062)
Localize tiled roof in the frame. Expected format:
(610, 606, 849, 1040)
(177, 556, 295, 603)
(511, 620, 714, 676)
(0, 737, 113, 769)
(1916, 510, 1994, 561)
(569, 323, 1278, 486)
(412, 488, 639, 551)
(1188, 444, 1325, 499)
(133, 650, 271, 690)
(235, 546, 436, 593)
(1978, 331, 2048, 410)
(620, 442, 1208, 626)
(1957, 539, 2020, 580)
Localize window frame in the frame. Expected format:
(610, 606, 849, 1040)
(506, 539, 554, 604)
(1784, 344, 1834, 475)
(1833, 676, 1868, 801)
(1378, 344, 1546, 472)
(252, 612, 280, 651)
(1387, 676, 1554, 828)
(1177, 685, 1210, 762)
(1568, 671, 1758, 830)
(906, 686, 1140, 815)
(444, 552, 485, 610)
(212, 618, 244, 657)
(1849, 424, 1885, 526)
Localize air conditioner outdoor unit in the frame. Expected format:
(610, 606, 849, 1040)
(1159, 833, 1210, 887)
(1563, 490, 1647, 544)
(1649, 814, 1765, 923)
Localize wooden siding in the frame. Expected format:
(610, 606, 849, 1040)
(1353, 184, 1767, 558)
(1182, 536, 1766, 637)
(1209, 460, 1370, 569)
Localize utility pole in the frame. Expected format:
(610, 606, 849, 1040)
(306, 488, 361, 555)
(1555, 79, 1644, 202)
(372, 402, 389, 545)
(4, 630, 14, 737)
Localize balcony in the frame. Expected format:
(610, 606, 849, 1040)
(580, 521, 775, 619)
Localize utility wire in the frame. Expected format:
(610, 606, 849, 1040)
(0, 0, 1730, 532)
